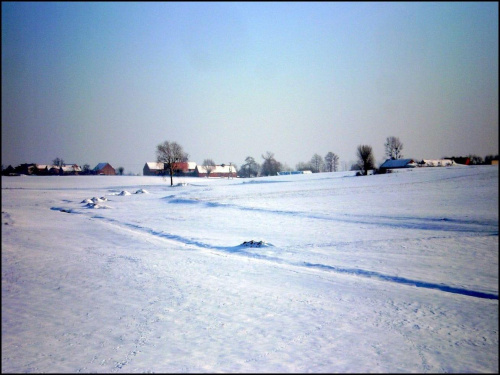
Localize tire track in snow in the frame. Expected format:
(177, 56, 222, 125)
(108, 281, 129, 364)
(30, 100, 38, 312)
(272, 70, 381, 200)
(300, 262, 498, 300)
(165, 198, 498, 235)
(52, 207, 499, 301)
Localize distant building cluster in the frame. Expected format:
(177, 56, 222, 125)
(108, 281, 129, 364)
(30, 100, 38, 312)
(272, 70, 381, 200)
(2, 162, 116, 176)
(143, 162, 237, 178)
(2, 161, 240, 178)
(378, 158, 472, 173)
(4, 155, 493, 178)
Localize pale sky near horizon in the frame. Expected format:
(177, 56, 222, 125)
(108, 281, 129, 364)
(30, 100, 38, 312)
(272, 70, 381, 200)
(2, 2, 498, 174)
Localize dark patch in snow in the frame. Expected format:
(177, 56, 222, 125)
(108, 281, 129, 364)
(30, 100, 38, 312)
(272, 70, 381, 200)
(2, 211, 14, 225)
(50, 207, 73, 213)
(240, 240, 269, 248)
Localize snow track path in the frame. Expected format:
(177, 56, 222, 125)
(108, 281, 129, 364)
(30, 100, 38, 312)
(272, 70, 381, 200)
(52, 205, 498, 301)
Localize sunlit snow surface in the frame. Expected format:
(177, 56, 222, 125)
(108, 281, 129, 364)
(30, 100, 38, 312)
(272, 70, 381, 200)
(2, 166, 498, 373)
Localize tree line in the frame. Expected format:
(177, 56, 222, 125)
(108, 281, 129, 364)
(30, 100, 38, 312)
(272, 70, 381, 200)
(155, 137, 499, 185)
(228, 137, 402, 177)
(54, 157, 126, 175)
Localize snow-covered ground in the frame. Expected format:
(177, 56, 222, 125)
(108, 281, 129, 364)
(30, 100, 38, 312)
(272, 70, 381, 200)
(2, 166, 498, 373)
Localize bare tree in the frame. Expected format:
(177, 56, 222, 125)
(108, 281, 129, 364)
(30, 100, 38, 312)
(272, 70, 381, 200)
(202, 158, 216, 178)
(333, 153, 339, 172)
(156, 140, 188, 186)
(117, 167, 124, 175)
(82, 164, 91, 175)
(240, 156, 259, 177)
(384, 136, 404, 160)
(296, 161, 312, 171)
(324, 152, 339, 172)
(52, 157, 64, 167)
(356, 144, 375, 176)
(310, 154, 324, 173)
(261, 151, 282, 176)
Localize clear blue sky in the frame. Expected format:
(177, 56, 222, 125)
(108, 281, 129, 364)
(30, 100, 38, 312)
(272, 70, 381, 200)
(2, 2, 498, 174)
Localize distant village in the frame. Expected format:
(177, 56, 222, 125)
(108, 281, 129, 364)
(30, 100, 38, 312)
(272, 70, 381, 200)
(1, 161, 239, 178)
(2, 156, 497, 178)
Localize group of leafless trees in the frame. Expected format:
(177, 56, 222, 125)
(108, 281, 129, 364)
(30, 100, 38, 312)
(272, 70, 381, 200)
(295, 152, 340, 173)
(155, 137, 399, 184)
(354, 136, 404, 175)
(155, 135, 497, 184)
(239, 156, 260, 178)
(239, 151, 340, 177)
(237, 152, 282, 177)
(294, 136, 402, 176)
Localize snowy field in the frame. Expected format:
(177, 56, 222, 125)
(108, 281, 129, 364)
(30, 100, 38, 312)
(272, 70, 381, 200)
(2, 166, 498, 373)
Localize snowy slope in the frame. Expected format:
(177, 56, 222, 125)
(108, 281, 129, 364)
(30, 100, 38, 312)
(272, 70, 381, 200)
(2, 166, 498, 372)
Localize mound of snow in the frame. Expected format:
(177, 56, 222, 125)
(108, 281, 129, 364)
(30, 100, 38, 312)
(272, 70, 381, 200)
(91, 197, 106, 203)
(85, 203, 111, 209)
(94, 204, 111, 209)
(81, 198, 93, 204)
(135, 189, 149, 194)
(118, 190, 131, 196)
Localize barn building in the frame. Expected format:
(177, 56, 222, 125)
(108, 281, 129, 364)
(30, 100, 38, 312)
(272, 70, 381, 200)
(143, 161, 197, 176)
(143, 162, 165, 176)
(379, 159, 417, 173)
(93, 163, 116, 175)
(60, 164, 82, 175)
(194, 164, 237, 178)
